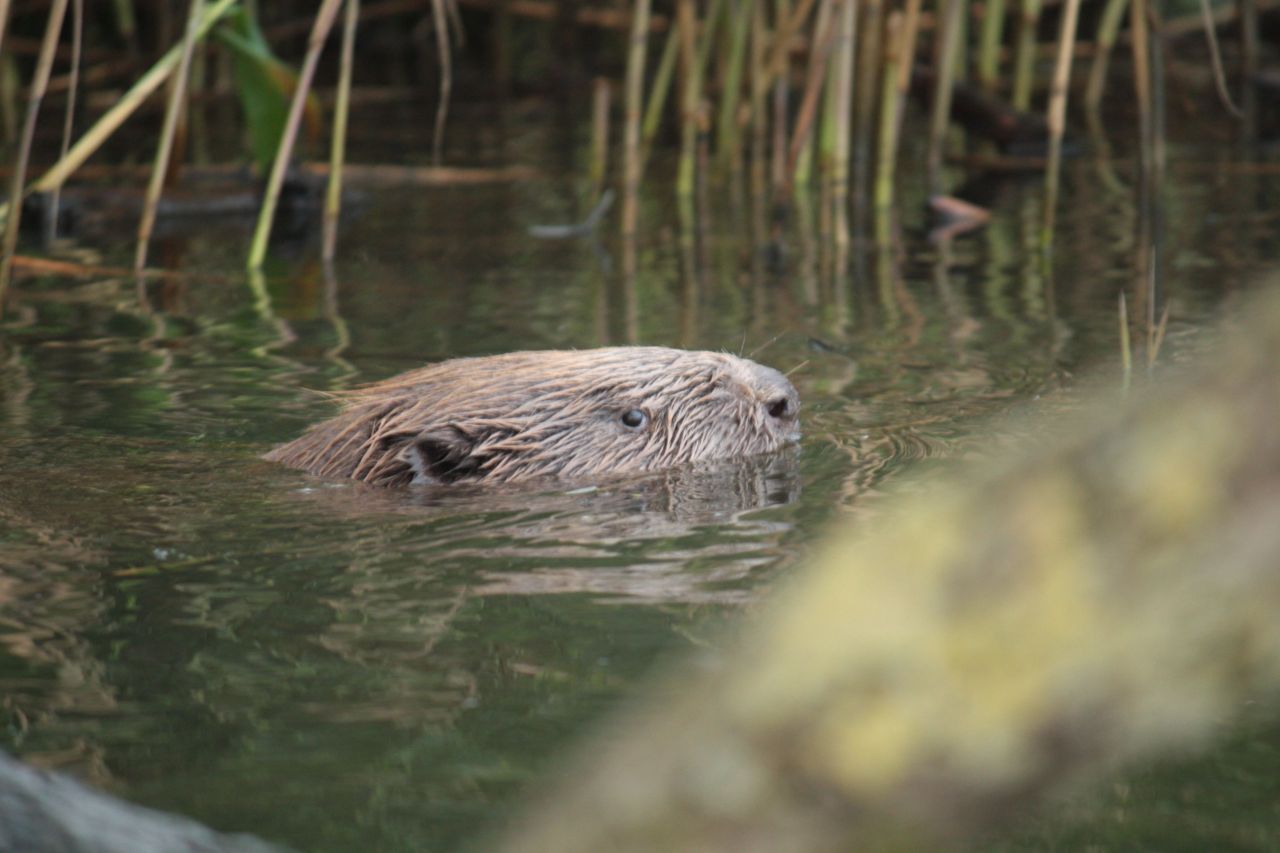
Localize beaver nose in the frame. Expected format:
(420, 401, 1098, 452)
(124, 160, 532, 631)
(749, 364, 800, 425)
(766, 395, 795, 420)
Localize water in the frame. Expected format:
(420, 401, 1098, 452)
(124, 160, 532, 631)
(2, 106, 1279, 849)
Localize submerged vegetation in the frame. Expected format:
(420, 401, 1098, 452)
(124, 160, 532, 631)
(0, 0, 1273, 298)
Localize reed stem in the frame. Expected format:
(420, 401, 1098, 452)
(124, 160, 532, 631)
(1011, 0, 1041, 110)
(136, 0, 203, 273)
(46, 0, 82, 241)
(1239, 0, 1258, 136)
(716, 0, 756, 172)
(874, 11, 903, 210)
(1119, 291, 1131, 392)
(621, 0, 652, 237)
(640, 18, 679, 172)
(927, 0, 965, 196)
(0, 0, 11, 60)
(31, 0, 239, 194)
(1197, 0, 1243, 118)
(590, 77, 611, 199)
(675, 0, 699, 201)
(787, 0, 841, 196)
(323, 0, 359, 263)
(1130, 0, 1152, 173)
(852, 0, 885, 230)
(247, 0, 343, 271)
(760, 0, 819, 93)
(829, 0, 856, 246)
(771, 0, 792, 196)
(1084, 0, 1130, 116)
(0, 0, 68, 304)
(430, 0, 452, 165)
(977, 0, 1007, 91)
(1041, 0, 1082, 247)
(749, 0, 769, 200)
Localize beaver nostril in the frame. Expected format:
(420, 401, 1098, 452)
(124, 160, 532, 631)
(766, 397, 791, 419)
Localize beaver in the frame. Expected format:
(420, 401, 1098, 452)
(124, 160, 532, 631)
(265, 347, 801, 487)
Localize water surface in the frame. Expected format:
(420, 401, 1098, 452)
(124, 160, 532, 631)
(2, 108, 1278, 849)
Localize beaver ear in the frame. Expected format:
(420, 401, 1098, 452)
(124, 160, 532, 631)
(404, 426, 484, 484)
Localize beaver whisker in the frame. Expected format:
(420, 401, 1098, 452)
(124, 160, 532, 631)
(784, 359, 811, 378)
(746, 333, 785, 360)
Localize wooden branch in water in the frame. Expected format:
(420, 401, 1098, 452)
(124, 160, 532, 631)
(496, 280, 1280, 850)
(2, 161, 538, 185)
(7, 254, 230, 283)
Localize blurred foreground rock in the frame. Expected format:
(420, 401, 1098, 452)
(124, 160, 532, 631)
(497, 282, 1280, 851)
(0, 751, 283, 853)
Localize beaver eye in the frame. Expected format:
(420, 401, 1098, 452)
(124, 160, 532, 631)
(620, 408, 647, 429)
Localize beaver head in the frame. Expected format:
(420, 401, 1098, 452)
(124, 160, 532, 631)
(265, 347, 801, 487)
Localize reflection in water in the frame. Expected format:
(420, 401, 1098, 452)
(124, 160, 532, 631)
(287, 451, 803, 605)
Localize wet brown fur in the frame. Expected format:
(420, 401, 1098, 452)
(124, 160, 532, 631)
(265, 347, 801, 487)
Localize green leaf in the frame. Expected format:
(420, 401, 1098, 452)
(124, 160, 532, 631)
(215, 7, 322, 173)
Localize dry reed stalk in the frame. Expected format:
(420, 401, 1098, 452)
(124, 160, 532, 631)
(429, 0, 452, 165)
(247, 0, 344, 271)
(1148, 299, 1170, 370)
(45, 0, 82, 240)
(30, 0, 238, 194)
(1011, 0, 1042, 109)
(894, 0, 924, 125)
(1197, 0, 1243, 118)
(786, 0, 842, 195)
(324, 0, 359, 262)
(1041, 0, 1082, 245)
(620, 0, 652, 237)
(761, 0, 820, 95)
(717, 0, 756, 172)
(828, 0, 856, 246)
(977, 0, 1007, 90)
(0, 0, 10, 59)
(590, 77, 611, 199)
(444, 0, 465, 45)
(874, 11, 904, 210)
(927, 0, 966, 196)
(770, 0, 792, 195)
(0, 0, 68, 305)
(135, 0, 203, 273)
(874, 0, 922, 211)
(1118, 291, 1131, 391)
(675, 0, 708, 201)
(817, 7, 839, 181)
(851, 0, 883, 228)
(1084, 0, 1130, 116)
(0, 54, 17, 145)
